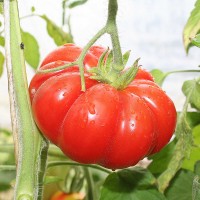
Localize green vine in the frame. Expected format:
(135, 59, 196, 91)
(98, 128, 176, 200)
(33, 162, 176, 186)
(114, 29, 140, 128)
(4, 1, 48, 199)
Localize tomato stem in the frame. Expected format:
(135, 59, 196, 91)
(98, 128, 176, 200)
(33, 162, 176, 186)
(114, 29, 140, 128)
(83, 167, 96, 200)
(37, 0, 124, 92)
(78, 27, 107, 91)
(106, 0, 123, 70)
(4, 1, 48, 199)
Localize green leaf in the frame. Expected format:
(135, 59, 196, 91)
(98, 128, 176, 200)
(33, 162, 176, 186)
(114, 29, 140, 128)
(0, 2, 3, 14)
(191, 34, 200, 48)
(41, 15, 73, 46)
(68, 0, 88, 8)
(31, 6, 35, 13)
(99, 167, 166, 200)
(150, 69, 168, 86)
(182, 125, 200, 171)
(194, 161, 200, 176)
(43, 176, 63, 185)
(165, 169, 195, 200)
(193, 176, 200, 200)
(21, 30, 40, 69)
(0, 36, 5, 46)
(186, 112, 200, 128)
(148, 140, 176, 174)
(183, 0, 200, 53)
(182, 78, 200, 111)
(122, 50, 131, 66)
(0, 51, 4, 77)
(0, 170, 16, 191)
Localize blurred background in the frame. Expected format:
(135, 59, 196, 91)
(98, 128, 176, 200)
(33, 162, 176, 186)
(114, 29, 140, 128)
(0, 0, 200, 130)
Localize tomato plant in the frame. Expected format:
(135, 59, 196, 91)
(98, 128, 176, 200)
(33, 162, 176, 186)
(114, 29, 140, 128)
(1, 0, 200, 199)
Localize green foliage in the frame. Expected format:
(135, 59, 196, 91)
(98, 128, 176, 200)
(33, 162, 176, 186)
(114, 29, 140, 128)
(148, 141, 176, 175)
(150, 69, 168, 86)
(186, 112, 200, 128)
(183, 0, 200, 53)
(31, 6, 35, 13)
(165, 169, 195, 200)
(193, 176, 200, 200)
(157, 96, 193, 192)
(191, 34, 200, 48)
(99, 167, 167, 200)
(192, 162, 200, 200)
(21, 30, 40, 69)
(41, 15, 73, 46)
(182, 78, 200, 111)
(0, 51, 4, 77)
(0, 170, 16, 191)
(182, 125, 200, 171)
(0, 2, 3, 14)
(0, 36, 5, 46)
(43, 176, 63, 185)
(68, 0, 88, 8)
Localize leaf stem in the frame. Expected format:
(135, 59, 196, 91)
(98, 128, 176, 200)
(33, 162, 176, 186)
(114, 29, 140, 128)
(48, 161, 111, 174)
(0, 143, 65, 158)
(167, 69, 200, 75)
(77, 27, 106, 91)
(0, 165, 16, 171)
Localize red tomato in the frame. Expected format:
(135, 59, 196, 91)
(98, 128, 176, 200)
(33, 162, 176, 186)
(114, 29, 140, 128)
(50, 192, 84, 200)
(30, 44, 176, 169)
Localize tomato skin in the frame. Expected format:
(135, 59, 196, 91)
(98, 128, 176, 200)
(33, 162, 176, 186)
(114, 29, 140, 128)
(59, 84, 156, 168)
(127, 80, 177, 154)
(50, 192, 84, 200)
(29, 61, 79, 102)
(32, 73, 97, 145)
(30, 44, 176, 169)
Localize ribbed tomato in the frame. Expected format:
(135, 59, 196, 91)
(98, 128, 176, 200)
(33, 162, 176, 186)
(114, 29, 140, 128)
(29, 44, 176, 169)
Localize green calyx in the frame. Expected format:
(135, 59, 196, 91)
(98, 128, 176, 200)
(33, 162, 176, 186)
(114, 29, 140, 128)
(88, 49, 140, 90)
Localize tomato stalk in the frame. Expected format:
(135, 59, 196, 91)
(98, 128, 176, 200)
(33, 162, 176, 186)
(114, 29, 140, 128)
(4, 0, 48, 199)
(83, 167, 96, 200)
(106, 0, 123, 71)
(38, 0, 130, 91)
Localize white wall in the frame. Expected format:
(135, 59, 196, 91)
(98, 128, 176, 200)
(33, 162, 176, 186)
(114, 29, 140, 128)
(0, 0, 200, 128)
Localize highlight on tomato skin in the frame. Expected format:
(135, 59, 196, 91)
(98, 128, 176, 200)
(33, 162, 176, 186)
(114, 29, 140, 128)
(29, 43, 177, 170)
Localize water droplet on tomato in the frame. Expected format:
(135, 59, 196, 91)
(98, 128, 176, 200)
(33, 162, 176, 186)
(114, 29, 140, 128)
(81, 117, 88, 128)
(131, 123, 135, 127)
(55, 60, 64, 65)
(31, 88, 36, 95)
(90, 120, 95, 125)
(131, 110, 135, 115)
(62, 92, 68, 97)
(88, 103, 96, 114)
